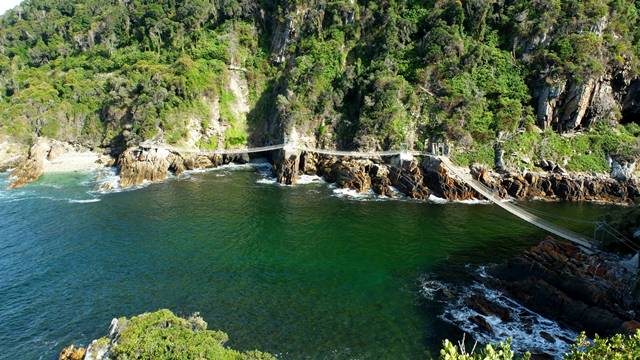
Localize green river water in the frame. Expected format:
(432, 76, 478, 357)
(0, 163, 618, 359)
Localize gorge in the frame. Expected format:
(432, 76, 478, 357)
(1, 0, 640, 359)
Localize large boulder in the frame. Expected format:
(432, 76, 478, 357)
(389, 160, 430, 199)
(422, 156, 477, 200)
(333, 160, 371, 193)
(369, 163, 393, 197)
(300, 152, 318, 175)
(274, 148, 300, 185)
(117, 147, 174, 187)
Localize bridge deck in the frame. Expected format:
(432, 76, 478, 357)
(438, 157, 595, 251)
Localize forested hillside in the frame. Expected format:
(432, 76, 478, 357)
(1, 0, 639, 172)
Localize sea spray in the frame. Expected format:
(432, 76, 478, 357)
(419, 268, 578, 359)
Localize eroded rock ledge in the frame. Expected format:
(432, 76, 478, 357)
(112, 145, 249, 189)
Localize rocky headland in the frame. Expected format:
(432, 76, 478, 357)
(484, 239, 640, 337)
(283, 151, 640, 204)
(425, 236, 640, 358)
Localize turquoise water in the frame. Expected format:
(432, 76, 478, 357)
(0, 165, 617, 359)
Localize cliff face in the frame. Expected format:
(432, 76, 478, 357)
(0, 0, 639, 176)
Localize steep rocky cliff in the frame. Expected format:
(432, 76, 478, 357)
(0, 0, 639, 182)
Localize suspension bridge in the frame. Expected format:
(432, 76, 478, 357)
(139, 141, 637, 253)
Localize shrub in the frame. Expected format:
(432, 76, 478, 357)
(111, 310, 275, 360)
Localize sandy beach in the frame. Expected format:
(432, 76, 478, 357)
(42, 151, 103, 173)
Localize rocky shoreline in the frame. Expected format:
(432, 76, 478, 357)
(433, 237, 640, 358)
(112, 145, 639, 204)
(3, 140, 639, 205)
(2, 138, 110, 189)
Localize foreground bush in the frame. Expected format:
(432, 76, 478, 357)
(60, 309, 275, 360)
(439, 331, 640, 360)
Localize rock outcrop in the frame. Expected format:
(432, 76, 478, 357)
(8, 138, 50, 189)
(58, 345, 86, 360)
(333, 159, 372, 193)
(0, 137, 25, 172)
(471, 165, 639, 203)
(274, 148, 300, 185)
(117, 147, 175, 187)
(388, 160, 430, 199)
(117, 145, 231, 187)
(483, 238, 640, 337)
(423, 157, 477, 200)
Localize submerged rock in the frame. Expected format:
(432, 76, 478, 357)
(58, 345, 85, 360)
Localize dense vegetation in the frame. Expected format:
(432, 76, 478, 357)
(90, 309, 275, 359)
(440, 331, 640, 359)
(1, 0, 639, 171)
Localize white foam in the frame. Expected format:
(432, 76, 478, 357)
(458, 198, 491, 205)
(438, 282, 577, 358)
(418, 275, 448, 301)
(257, 178, 278, 185)
(217, 163, 253, 171)
(68, 198, 101, 204)
(297, 174, 325, 185)
(91, 168, 156, 194)
(92, 168, 124, 194)
(428, 195, 449, 204)
(331, 185, 377, 200)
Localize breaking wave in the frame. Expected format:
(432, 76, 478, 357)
(421, 268, 578, 358)
(68, 198, 101, 204)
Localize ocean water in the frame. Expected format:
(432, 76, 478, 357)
(0, 165, 617, 359)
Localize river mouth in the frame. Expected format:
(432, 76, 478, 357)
(0, 165, 618, 359)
